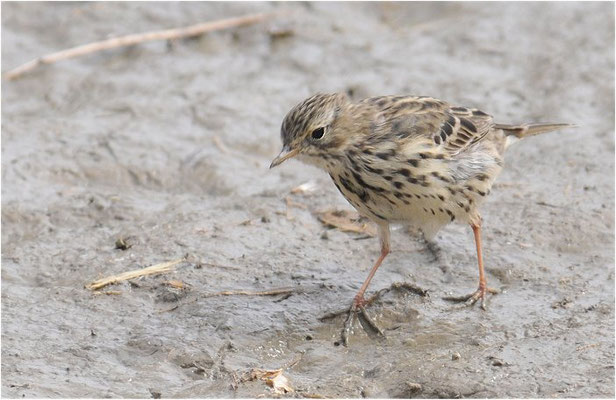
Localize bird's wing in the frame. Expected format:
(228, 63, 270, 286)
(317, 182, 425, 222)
(363, 96, 495, 156)
(440, 105, 494, 155)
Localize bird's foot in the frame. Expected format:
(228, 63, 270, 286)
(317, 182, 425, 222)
(443, 285, 500, 310)
(320, 282, 429, 346)
(341, 295, 384, 346)
(319, 294, 384, 346)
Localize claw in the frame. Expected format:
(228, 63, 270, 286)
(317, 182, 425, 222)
(444, 286, 499, 310)
(341, 296, 384, 346)
(322, 281, 429, 346)
(358, 306, 384, 336)
(341, 306, 356, 346)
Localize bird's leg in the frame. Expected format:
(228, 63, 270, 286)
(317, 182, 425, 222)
(352, 226, 390, 307)
(319, 223, 429, 345)
(443, 220, 499, 310)
(338, 224, 390, 345)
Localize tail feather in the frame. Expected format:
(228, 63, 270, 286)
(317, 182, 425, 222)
(496, 122, 576, 148)
(496, 122, 575, 138)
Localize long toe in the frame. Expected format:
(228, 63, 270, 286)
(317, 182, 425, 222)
(443, 286, 499, 310)
(325, 282, 427, 346)
(342, 297, 385, 346)
(338, 296, 387, 346)
(358, 306, 385, 337)
(341, 306, 358, 346)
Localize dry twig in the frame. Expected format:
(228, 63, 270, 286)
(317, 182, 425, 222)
(202, 287, 294, 298)
(157, 286, 296, 313)
(4, 12, 276, 80)
(92, 290, 123, 296)
(85, 257, 185, 290)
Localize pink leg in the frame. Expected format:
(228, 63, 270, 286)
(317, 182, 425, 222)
(341, 224, 390, 345)
(444, 220, 499, 309)
(353, 227, 390, 308)
(320, 223, 429, 346)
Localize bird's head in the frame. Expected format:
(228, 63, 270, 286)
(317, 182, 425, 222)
(270, 93, 352, 169)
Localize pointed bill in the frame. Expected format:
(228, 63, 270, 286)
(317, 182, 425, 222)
(270, 146, 300, 168)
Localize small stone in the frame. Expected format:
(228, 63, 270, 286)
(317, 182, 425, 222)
(406, 382, 422, 393)
(488, 356, 510, 367)
(268, 26, 295, 40)
(452, 352, 461, 360)
(320, 231, 329, 240)
(115, 237, 132, 250)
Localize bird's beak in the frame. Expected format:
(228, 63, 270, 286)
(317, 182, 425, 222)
(270, 146, 300, 169)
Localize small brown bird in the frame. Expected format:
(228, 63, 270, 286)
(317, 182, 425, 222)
(270, 93, 572, 344)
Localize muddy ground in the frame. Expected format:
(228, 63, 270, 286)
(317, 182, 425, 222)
(1, 2, 614, 398)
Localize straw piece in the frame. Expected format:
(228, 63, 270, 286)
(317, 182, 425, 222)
(86, 258, 185, 290)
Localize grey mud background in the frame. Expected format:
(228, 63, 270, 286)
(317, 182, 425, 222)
(2, 2, 614, 398)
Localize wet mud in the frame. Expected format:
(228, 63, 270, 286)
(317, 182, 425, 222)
(2, 2, 614, 398)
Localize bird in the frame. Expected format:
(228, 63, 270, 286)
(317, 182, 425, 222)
(270, 92, 573, 345)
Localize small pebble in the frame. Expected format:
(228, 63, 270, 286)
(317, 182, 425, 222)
(115, 237, 132, 250)
(488, 356, 509, 366)
(406, 382, 422, 393)
(452, 352, 461, 360)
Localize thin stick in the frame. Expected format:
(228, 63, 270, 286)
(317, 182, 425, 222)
(92, 290, 123, 296)
(4, 11, 276, 80)
(157, 287, 296, 312)
(202, 287, 294, 298)
(85, 258, 185, 290)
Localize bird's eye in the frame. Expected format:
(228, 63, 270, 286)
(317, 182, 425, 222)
(311, 127, 325, 140)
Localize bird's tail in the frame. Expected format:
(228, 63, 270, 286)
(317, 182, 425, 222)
(497, 123, 576, 148)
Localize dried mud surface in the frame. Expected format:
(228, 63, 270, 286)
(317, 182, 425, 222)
(2, 2, 614, 398)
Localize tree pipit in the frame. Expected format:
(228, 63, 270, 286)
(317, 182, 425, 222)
(270, 93, 573, 345)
